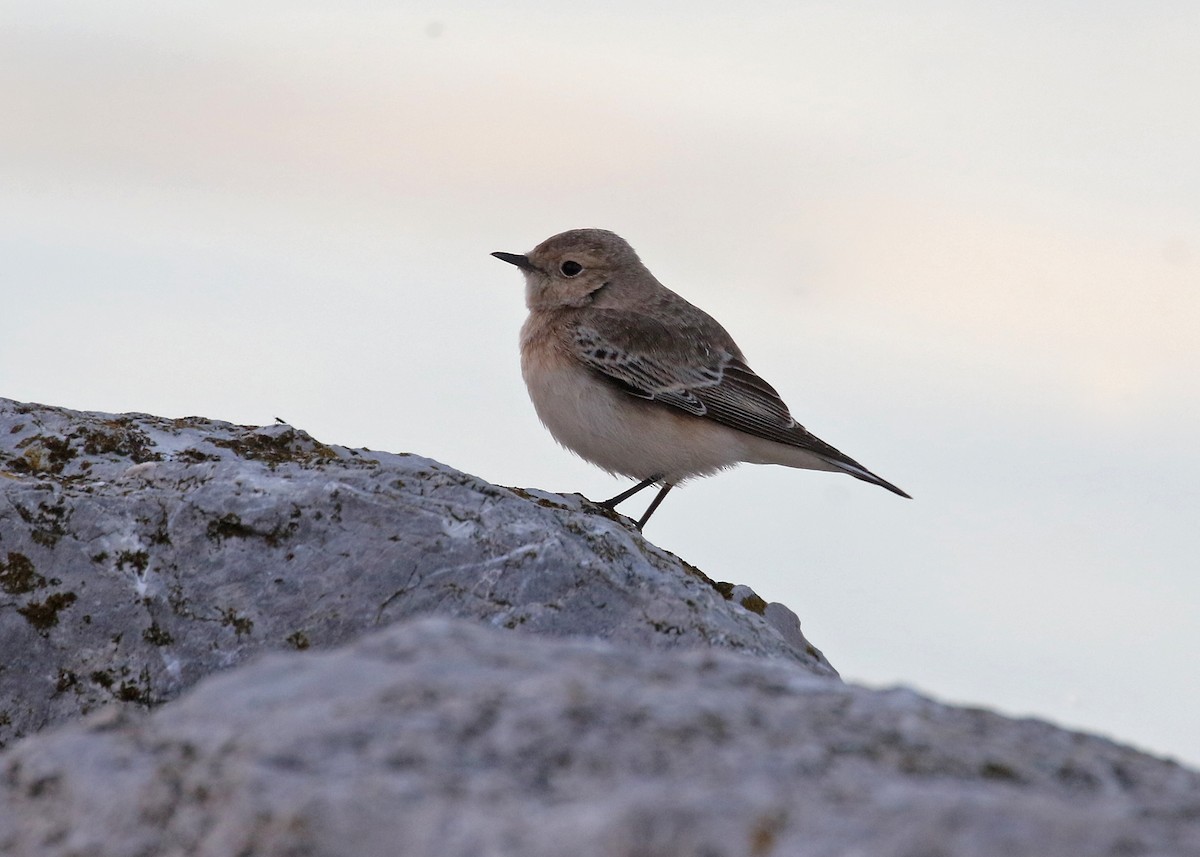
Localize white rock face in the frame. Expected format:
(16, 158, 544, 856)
(0, 397, 830, 748)
(2, 398, 1198, 856)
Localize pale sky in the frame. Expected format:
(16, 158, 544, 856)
(3, 2, 1199, 766)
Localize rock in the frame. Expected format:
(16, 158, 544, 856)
(0, 398, 832, 748)
(2, 616, 1198, 857)
(5, 397, 1198, 855)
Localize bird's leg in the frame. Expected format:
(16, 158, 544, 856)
(599, 474, 664, 510)
(634, 483, 674, 531)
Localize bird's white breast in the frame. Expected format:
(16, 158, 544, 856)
(519, 316, 751, 482)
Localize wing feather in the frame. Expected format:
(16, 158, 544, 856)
(570, 310, 807, 446)
(568, 307, 911, 498)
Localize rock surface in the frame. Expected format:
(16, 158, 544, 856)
(0, 397, 830, 749)
(2, 397, 1199, 856)
(3, 617, 1199, 857)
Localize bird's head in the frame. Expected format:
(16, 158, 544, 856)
(493, 228, 646, 310)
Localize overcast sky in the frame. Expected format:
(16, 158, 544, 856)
(3, 2, 1198, 766)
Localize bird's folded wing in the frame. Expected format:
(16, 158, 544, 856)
(569, 309, 846, 459)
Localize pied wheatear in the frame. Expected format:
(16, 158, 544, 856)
(493, 229, 909, 530)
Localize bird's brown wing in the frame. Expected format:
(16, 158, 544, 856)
(568, 308, 910, 497)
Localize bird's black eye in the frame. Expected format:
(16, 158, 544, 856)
(560, 260, 583, 277)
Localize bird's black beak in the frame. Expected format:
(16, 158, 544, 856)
(491, 251, 539, 272)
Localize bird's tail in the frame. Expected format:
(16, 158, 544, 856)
(821, 455, 912, 499)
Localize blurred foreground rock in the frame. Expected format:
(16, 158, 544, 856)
(2, 398, 1198, 856)
(4, 617, 1199, 857)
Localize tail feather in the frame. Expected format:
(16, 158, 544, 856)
(822, 456, 912, 499)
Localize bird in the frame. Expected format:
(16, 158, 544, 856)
(492, 228, 909, 530)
